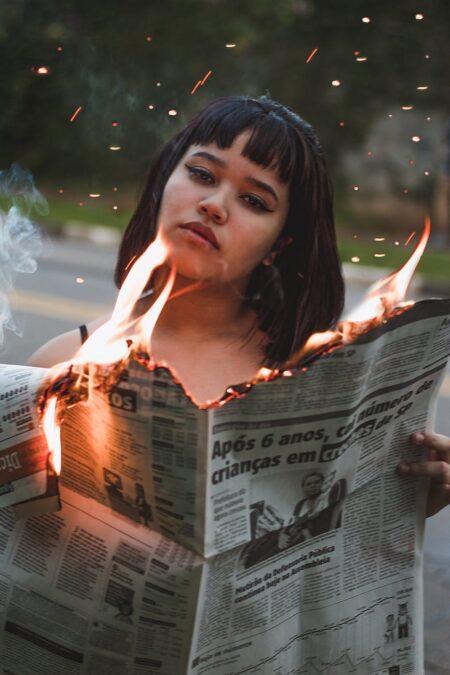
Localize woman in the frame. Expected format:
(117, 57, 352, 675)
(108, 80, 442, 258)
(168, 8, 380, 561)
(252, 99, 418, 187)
(29, 95, 450, 516)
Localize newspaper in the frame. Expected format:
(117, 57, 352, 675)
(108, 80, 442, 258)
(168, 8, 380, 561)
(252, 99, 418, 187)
(0, 298, 449, 674)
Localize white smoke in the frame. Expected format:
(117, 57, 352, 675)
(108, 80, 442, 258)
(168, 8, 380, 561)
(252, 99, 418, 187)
(0, 164, 46, 346)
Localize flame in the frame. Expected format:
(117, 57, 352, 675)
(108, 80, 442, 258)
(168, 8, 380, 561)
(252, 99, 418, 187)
(74, 234, 170, 365)
(284, 217, 431, 369)
(42, 397, 61, 475)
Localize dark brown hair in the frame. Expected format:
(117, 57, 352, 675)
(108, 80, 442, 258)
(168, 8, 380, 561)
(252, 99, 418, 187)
(115, 95, 345, 366)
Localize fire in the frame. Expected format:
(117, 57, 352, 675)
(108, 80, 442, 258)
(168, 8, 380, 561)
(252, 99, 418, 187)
(42, 397, 61, 475)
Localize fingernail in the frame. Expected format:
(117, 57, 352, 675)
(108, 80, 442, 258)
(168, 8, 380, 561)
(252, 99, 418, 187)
(412, 432, 425, 445)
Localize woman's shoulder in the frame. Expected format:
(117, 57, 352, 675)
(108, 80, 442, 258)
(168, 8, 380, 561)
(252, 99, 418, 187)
(27, 316, 109, 368)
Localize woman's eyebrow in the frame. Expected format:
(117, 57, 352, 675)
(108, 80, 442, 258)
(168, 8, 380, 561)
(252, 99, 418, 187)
(190, 151, 279, 203)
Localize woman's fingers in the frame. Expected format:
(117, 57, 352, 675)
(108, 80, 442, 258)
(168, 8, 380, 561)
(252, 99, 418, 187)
(397, 431, 450, 517)
(398, 459, 450, 483)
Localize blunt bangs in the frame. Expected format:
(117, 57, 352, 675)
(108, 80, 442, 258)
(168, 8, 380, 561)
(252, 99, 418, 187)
(185, 97, 301, 185)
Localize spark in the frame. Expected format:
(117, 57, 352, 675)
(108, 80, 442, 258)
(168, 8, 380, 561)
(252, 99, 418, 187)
(113, 205, 118, 211)
(356, 57, 367, 62)
(89, 193, 101, 198)
(367, 151, 373, 156)
(404, 232, 416, 246)
(417, 85, 428, 90)
(426, 116, 431, 121)
(76, 277, 84, 284)
(412, 135, 421, 142)
(225, 43, 236, 48)
(424, 170, 430, 176)
(79, 201, 84, 207)
(200, 70, 212, 85)
(425, 54, 430, 59)
(156, 82, 161, 87)
(124, 256, 137, 272)
(339, 121, 345, 127)
(354, 50, 360, 55)
(168, 109, 177, 116)
(362, 17, 371, 23)
(331, 79, 341, 87)
(109, 145, 121, 151)
(57, 46, 63, 52)
(374, 237, 385, 242)
(306, 47, 318, 63)
(58, 188, 64, 194)
(113, 186, 119, 192)
(191, 80, 202, 95)
(402, 105, 414, 110)
(146, 36, 152, 42)
(394, 241, 400, 246)
(415, 13, 424, 20)
(111, 120, 119, 127)
(353, 235, 358, 239)
(351, 256, 360, 263)
(32, 66, 50, 75)
(353, 185, 359, 191)
(69, 106, 83, 123)
(388, 114, 393, 118)
(403, 188, 409, 194)
(374, 253, 386, 258)
(148, 104, 155, 110)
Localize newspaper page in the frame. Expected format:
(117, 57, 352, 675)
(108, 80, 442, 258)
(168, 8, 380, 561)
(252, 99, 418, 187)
(0, 297, 448, 674)
(0, 365, 51, 508)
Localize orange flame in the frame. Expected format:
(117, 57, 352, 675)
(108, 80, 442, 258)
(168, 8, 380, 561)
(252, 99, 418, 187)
(42, 397, 61, 475)
(282, 217, 431, 370)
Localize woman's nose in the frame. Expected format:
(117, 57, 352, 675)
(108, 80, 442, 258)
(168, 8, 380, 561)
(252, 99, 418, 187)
(197, 195, 227, 224)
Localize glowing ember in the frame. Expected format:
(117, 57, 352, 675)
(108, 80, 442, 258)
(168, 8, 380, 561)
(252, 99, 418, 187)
(113, 186, 119, 191)
(146, 36, 152, 42)
(111, 120, 119, 127)
(76, 277, 84, 284)
(168, 109, 177, 116)
(402, 106, 414, 110)
(191, 80, 202, 95)
(69, 106, 83, 123)
(352, 185, 359, 191)
(89, 193, 101, 198)
(374, 237, 385, 241)
(351, 256, 360, 263)
(374, 253, 386, 258)
(356, 57, 367, 62)
(424, 170, 430, 176)
(32, 66, 50, 75)
(306, 47, 319, 63)
(417, 85, 428, 90)
(225, 43, 236, 48)
(200, 70, 212, 85)
(109, 145, 121, 151)
(331, 80, 341, 87)
(339, 121, 345, 127)
(58, 188, 64, 194)
(415, 13, 424, 20)
(148, 104, 155, 110)
(113, 205, 119, 211)
(404, 231, 416, 246)
(42, 398, 61, 475)
(412, 136, 421, 142)
(362, 17, 371, 23)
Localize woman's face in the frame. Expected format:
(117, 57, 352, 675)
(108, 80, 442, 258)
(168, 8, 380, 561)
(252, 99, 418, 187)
(157, 132, 289, 288)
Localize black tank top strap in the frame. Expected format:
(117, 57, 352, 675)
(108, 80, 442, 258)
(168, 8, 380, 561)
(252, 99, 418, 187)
(79, 324, 89, 344)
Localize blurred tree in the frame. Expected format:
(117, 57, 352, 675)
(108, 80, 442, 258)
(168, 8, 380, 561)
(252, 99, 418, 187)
(0, 0, 448, 187)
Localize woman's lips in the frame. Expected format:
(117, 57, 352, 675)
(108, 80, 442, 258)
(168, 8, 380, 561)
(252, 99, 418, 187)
(180, 222, 220, 250)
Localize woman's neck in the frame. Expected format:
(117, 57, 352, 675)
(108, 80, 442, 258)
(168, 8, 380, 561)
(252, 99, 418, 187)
(154, 274, 256, 342)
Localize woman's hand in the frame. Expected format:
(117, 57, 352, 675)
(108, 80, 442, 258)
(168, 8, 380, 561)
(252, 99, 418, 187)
(397, 432, 450, 517)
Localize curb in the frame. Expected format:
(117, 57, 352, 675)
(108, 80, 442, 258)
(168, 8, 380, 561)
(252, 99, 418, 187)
(58, 222, 450, 298)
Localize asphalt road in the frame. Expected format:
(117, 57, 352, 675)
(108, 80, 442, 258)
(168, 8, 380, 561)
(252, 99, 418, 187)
(1, 236, 449, 672)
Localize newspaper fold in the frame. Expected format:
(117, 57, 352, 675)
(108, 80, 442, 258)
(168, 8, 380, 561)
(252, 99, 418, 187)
(0, 298, 449, 674)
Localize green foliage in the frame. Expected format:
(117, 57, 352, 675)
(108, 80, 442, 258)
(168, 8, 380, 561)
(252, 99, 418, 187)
(1, 0, 448, 188)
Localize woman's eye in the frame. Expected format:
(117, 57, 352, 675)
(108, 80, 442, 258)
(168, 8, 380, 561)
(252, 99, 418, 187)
(186, 165, 215, 184)
(242, 194, 271, 212)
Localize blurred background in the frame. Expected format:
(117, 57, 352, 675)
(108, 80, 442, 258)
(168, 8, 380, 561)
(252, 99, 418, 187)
(1, 0, 449, 278)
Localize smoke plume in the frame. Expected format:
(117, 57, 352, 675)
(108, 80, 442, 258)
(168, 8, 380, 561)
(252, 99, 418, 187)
(0, 164, 46, 346)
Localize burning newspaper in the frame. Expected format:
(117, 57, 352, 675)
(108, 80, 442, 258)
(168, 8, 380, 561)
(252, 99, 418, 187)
(0, 297, 449, 674)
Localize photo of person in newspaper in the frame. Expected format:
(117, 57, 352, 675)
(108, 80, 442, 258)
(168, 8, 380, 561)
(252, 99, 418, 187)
(3, 94, 449, 674)
(242, 469, 347, 568)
